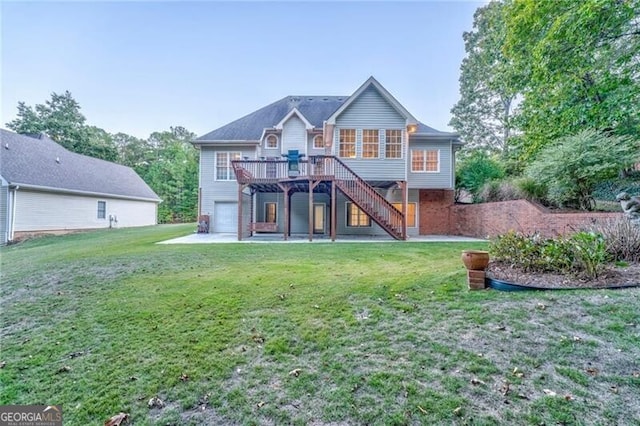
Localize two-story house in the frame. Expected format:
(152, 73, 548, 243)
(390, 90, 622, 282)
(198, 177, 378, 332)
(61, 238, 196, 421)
(193, 77, 462, 240)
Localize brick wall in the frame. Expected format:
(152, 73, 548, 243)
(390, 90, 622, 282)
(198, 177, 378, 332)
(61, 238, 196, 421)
(418, 189, 455, 235)
(451, 200, 622, 238)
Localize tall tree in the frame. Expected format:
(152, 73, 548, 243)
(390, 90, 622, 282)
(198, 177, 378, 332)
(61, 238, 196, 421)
(450, 1, 519, 154)
(504, 0, 640, 160)
(144, 127, 199, 223)
(5, 91, 119, 161)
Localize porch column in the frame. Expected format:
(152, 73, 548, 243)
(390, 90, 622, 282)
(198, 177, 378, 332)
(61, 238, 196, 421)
(278, 183, 291, 241)
(331, 179, 337, 241)
(237, 184, 246, 241)
(308, 180, 320, 241)
(402, 181, 408, 240)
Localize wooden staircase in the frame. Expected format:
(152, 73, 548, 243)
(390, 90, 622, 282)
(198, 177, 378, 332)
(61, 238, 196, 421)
(331, 157, 405, 240)
(231, 156, 406, 240)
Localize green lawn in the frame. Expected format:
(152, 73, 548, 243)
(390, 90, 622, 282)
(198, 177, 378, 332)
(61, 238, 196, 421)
(1, 225, 639, 425)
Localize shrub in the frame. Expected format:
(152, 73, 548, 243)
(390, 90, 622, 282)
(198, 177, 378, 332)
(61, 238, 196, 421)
(490, 231, 609, 278)
(590, 218, 640, 262)
(569, 231, 609, 279)
(514, 177, 548, 204)
(477, 179, 525, 203)
(490, 231, 574, 273)
(592, 177, 640, 202)
(456, 150, 505, 201)
(525, 130, 640, 210)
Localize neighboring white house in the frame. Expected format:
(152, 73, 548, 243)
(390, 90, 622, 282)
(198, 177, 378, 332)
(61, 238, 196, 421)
(0, 129, 161, 244)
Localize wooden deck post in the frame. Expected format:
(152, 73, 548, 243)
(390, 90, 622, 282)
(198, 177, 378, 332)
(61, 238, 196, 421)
(308, 180, 314, 242)
(237, 184, 245, 241)
(331, 179, 337, 241)
(278, 183, 291, 241)
(402, 180, 408, 240)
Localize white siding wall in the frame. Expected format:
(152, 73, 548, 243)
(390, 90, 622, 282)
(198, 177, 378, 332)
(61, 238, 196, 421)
(0, 184, 8, 244)
(281, 116, 307, 155)
(13, 190, 157, 232)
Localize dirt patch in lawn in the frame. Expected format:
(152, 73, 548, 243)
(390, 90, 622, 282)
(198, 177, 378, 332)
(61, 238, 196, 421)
(486, 261, 640, 289)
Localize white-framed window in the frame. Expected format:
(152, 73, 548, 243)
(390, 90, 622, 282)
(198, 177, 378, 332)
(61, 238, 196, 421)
(97, 201, 106, 219)
(392, 202, 417, 227)
(265, 202, 277, 223)
(216, 152, 241, 180)
(313, 134, 324, 149)
(346, 202, 371, 227)
(265, 134, 278, 149)
(385, 129, 402, 159)
(362, 129, 379, 159)
(411, 149, 439, 173)
(339, 129, 356, 158)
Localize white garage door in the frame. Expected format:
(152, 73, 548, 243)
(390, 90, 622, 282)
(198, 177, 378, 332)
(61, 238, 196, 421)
(214, 202, 238, 233)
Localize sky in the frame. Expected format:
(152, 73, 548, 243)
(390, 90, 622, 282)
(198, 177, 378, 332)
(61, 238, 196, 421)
(1, 1, 483, 140)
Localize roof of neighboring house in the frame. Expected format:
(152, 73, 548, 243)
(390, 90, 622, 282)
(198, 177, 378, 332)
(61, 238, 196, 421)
(195, 77, 459, 143)
(0, 129, 161, 202)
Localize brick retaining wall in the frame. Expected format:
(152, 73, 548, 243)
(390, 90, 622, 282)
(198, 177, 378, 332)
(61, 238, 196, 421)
(450, 199, 622, 238)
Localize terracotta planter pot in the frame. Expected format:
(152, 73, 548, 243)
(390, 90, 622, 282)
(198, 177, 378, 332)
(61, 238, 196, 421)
(461, 250, 490, 271)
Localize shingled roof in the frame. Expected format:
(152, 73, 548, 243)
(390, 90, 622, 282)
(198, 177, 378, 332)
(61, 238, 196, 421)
(196, 96, 347, 141)
(195, 94, 458, 142)
(0, 129, 160, 202)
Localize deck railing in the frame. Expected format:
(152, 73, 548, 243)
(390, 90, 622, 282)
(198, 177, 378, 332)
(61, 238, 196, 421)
(231, 156, 405, 239)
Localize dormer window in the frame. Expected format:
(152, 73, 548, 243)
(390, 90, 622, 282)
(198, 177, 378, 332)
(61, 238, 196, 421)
(266, 134, 278, 149)
(313, 135, 324, 149)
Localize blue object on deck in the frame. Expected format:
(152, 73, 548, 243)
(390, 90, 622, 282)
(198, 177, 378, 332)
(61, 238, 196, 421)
(284, 149, 304, 176)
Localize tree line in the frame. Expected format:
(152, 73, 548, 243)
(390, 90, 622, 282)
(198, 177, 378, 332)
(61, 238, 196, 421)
(450, 0, 640, 209)
(6, 91, 199, 223)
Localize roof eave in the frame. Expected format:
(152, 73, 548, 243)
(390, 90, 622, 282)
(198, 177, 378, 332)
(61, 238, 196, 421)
(326, 76, 418, 125)
(192, 140, 261, 147)
(10, 182, 161, 203)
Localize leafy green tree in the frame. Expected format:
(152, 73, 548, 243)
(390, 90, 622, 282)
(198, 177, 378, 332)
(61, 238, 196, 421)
(450, 1, 519, 154)
(5, 91, 119, 161)
(526, 130, 640, 210)
(144, 127, 199, 223)
(456, 149, 505, 201)
(504, 0, 640, 161)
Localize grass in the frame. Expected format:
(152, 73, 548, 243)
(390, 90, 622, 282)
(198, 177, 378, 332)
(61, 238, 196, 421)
(1, 225, 639, 425)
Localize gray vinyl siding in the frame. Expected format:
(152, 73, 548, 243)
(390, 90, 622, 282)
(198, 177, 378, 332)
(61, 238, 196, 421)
(0, 183, 8, 244)
(281, 116, 307, 155)
(255, 192, 331, 234)
(335, 86, 405, 128)
(332, 85, 407, 181)
(336, 189, 419, 237)
(307, 134, 325, 156)
(407, 140, 453, 189)
(199, 145, 256, 218)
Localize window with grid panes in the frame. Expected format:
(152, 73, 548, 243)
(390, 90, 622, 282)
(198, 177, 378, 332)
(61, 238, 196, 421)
(385, 129, 402, 158)
(362, 129, 379, 158)
(216, 152, 241, 180)
(346, 203, 371, 227)
(392, 202, 416, 227)
(339, 129, 356, 158)
(411, 150, 439, 172)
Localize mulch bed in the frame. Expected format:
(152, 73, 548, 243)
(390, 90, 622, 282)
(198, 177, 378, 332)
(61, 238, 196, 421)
(486, 261, 640, 289)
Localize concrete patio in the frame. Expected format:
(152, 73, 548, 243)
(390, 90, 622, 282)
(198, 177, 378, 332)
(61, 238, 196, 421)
(157, 232, 486, 244)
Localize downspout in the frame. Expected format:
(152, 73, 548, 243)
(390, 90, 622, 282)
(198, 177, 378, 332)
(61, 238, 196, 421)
(9, 186, 18, 242)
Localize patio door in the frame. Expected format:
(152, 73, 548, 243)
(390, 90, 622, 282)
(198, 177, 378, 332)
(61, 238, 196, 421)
(313, 203, 325, 234)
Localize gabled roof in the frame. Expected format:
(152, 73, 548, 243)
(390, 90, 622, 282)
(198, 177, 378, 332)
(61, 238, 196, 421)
(0, 129, 161, 202)
(195, 77, 457, 144)
(274, 108, 314, 130)
(195, 96, 346, 142)
(326, 76, 418, 126)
